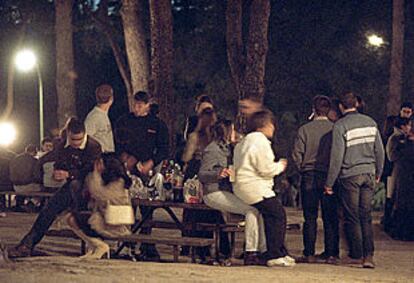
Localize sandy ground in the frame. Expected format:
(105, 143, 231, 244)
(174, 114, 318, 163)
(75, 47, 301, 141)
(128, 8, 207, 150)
(0, 208, 413, 283)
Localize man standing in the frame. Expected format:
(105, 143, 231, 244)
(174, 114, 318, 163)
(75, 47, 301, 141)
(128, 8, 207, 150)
(325, 92, 384, 268)
(85, 84, 115, 153)
(115, 91, 169, 261)
(8, 118, 101, 257)
(292, 96, 339, 264)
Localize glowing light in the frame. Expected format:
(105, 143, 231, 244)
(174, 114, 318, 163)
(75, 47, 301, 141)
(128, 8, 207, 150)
(367, 34, 384, 47)
(15, 49, 37, 72)
(0, 122, 17, 146)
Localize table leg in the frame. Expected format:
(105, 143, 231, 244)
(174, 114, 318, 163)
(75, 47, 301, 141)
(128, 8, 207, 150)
(163, 207, 185, 231)
(172, 245, 179, 262)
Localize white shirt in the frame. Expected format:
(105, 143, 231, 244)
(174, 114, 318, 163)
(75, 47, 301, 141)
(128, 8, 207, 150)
(233, 132, 285, 205)
(84, 106, 115, 152)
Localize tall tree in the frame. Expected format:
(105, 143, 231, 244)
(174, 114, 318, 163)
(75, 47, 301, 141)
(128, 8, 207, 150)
(226, 0, 271, 101)
(149, 0, 174, 146)
(55, 0, 76, 127)
(388, 0, 405, 116)
(121, 0, 150, 109)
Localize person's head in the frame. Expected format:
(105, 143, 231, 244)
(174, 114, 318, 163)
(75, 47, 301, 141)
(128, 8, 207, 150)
(327, 98, 341, 122)
(133, 91, 151, 117)
(95, 84, 114, 106)
(25, 144, 37, 156)
(238, 96, 263, 117)
(247, 110, 275, 139)
(400, 102, 413, 118)
(312, 95, 331, 117)
(212, 118, 234, 144)
(356, 95, 366, 114)
(339, 91, 358, 112)
(196, 108, 217, 132)
(97, 153, 132, 188)
(66, 118, 86, 149)
(41, 137, 54, 153)
(195, 95, 214, 114)
(395, 117, 412, 135)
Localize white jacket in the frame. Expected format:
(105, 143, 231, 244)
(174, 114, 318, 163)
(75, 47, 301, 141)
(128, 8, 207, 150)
(233, 132, 285, 205)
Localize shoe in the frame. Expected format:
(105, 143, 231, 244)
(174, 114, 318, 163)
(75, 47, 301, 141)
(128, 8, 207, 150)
(220, 258, 232, 267)
(363, 256, 375, 269)
(80, 243, 110, 260)
(284, 255, 296, 264)
(244, 251, 261, 265)
(267, 257, 296, 267)
(135, 252, 161, 262)
(341, 257, 363, 268)
(296, 255, 316, 263)
(325, 256, 339, 265)
(7, 244, 32, 258)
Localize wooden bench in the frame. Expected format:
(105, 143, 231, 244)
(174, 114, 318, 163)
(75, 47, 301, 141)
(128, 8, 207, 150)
(0, 191, 54, 208)
(45, 229, 214, 263)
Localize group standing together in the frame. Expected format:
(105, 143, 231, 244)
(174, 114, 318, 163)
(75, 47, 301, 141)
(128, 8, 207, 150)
(5, 84, 413, 269)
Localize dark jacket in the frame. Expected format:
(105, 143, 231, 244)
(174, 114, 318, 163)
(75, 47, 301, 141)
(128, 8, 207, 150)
(9, 153, 39, 186)
(39, 136, 102, 182)
(326, 111, 384, 187)
(114, 113, 169, 166)
(0, 149, 16, 189)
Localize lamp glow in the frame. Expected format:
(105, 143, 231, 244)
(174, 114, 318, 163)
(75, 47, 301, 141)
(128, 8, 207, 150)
(0, 122, 17, 146)
(15, 49, 37, 72)
(367, 34, 384, 47)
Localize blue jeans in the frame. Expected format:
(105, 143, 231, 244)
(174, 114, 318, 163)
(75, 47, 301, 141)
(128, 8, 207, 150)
(301, 171, 339, 257)
(339, 174, 375, 259)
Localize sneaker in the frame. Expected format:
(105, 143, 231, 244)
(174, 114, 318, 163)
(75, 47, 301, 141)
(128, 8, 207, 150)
(363, 256, 375, 269)
(284, 255, 296, 264)
(296, 255, 316, 263)
(7, 244, 32, 258)
(267, 257, 296, 267)
(244, 251, 261, 265)
(325, 256, 339, 265)
(341, 257, 363, 268)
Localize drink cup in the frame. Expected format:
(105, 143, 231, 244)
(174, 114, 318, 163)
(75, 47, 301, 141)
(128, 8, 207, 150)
(229, 165, 235, 183)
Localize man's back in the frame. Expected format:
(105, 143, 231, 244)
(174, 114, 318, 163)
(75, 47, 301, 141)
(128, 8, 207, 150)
(293, 118, 333, 173)
(85, 106, 114, 153)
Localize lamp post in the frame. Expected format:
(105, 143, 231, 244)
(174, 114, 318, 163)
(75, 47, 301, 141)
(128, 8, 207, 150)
(15, 49, 44, 142)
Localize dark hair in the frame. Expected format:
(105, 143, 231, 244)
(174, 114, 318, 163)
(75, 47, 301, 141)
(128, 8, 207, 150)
(25, 144, 37, 155)
(212, 118, 233, 143)
(41, 137, 53, 146)
(401, 101, 413, 110)
(313, 95, 331, 116)
(339, 92, 358, 110)
(247, 110, 275, 133)
(356, 95, 366, 113)
(196, 94, 213, 106)
(67, 118, 85, 134)
(239, 95, 262, 104)
(134, 91, 150, 103)
(395, 117, 412, 129)
(95, 84, 113, 104)
(149, 103, 159, 117)
(100, 153, 132, 189)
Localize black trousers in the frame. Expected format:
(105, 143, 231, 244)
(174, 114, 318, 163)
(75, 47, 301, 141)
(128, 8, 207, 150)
(301, 171, 339, 257)
(253, 197, 288, 259)
(21, 180, 83, 249)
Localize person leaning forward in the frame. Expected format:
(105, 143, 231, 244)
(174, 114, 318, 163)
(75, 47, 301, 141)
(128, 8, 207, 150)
(114, 91, 169, 262)
(8, 118, 102, 258)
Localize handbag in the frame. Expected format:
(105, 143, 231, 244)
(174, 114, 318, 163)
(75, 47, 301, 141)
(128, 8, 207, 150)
(104, 200, 135, 225)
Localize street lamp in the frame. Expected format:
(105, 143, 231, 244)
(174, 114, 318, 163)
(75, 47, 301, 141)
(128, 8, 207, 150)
(367, 34, 384, 47)
(15, 49, 44, 142)
(0, 122, 17, 146)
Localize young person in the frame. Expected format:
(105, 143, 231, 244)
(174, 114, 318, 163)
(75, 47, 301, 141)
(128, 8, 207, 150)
(233, 110, 295, 267)
(199, 119, 266, 265)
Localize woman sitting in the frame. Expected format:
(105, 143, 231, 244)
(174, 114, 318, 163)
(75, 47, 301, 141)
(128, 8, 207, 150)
(199, 119, 266, 265)
(67, 153, 132, 260)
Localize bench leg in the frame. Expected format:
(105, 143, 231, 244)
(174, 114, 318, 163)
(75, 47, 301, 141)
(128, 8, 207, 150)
(190, 246, 196, 263)
(81, 240, 86, 255)
(230, 232, 236, 259)
(214, 228, 220, 261)
(172, 245, 179, 262)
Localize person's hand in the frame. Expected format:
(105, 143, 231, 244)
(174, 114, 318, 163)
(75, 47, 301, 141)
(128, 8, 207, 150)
(324, 186, 334, 195)
(375, 176, 381, 183)
(278, 158, 288, 172)
(53, 170, 69, 181)
(218, 168, 232, 179)
(138, 159, 154, 176)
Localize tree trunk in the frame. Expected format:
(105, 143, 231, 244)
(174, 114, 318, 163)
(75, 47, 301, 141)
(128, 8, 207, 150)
(388, 0, 405, 116)
(55, 0, 76, 128)
(243, 0, 270, 101)
(226, 0, 244, 98)
(149, 0, 174, 149)
(121, 0, 150, 111)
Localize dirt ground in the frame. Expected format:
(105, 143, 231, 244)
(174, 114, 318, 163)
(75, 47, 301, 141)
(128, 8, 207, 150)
(0, 208, 413, 283)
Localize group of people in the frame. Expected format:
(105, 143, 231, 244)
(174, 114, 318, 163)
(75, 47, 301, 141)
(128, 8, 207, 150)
(3, 83, 413, 269)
